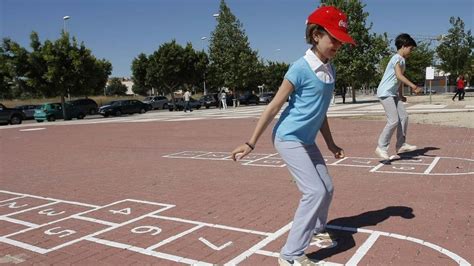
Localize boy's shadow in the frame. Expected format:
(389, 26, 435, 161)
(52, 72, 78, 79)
(381, 147, 440, 164)
(308, 206, 415, 261)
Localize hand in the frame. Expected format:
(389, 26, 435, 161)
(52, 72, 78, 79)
(231, 144, 253, 161)
(400, 95, 407, 102)
(328, 143, 345, 159)
(413, 86, 423, 95)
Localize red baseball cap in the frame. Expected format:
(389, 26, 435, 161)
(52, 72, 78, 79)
(307, 6, 356, 45)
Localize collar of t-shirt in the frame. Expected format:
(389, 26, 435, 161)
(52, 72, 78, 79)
(303, 49, 334, 84)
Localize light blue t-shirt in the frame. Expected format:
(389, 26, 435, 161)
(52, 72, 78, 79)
(377, 54, 406, 97)
(273, 57, 335, 144)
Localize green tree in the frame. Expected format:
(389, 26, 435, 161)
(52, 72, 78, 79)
(208, 0, 261, 93)
(131, 53, 151, 96)
(27, 32, 51, 98)
(0, 43, 12, 99)
(405, 42, 434, 87)
(0, 38, 31, 99)
(321, 0, 390, 102)
(262, 61, 289, 91)
(145, 40, 206, 99)
(1, 31, 111, 102)
(106, 77, 128, 95)
(436, 17, 473, 83)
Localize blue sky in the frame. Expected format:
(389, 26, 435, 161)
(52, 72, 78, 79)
(1, 0, 473, 77)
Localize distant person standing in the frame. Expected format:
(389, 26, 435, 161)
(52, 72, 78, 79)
(341, 87, 347, 104)
(221, 89, 227, 109)
(453, 74, 465, 101)
(183, 89, 192, 112)
(218, 90, 222, 109)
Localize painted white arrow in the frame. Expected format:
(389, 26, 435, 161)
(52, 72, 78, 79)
(198, 237, 232, 251)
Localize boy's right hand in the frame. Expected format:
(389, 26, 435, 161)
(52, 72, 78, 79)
(413, 86, 423, 95)
(231, 144, 253, 161)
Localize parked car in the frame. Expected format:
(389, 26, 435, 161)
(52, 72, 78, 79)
(199, 94, 219, 109)
(168, 97, 202, 111)
(34, 102, 85, 122)
(423, 88, 437, 94)
(15, 104, 40, 120)
(68, 98, 98, 115)
(259, 92, 275, 104)
(143, 96, 169, 110)
(98, 99, 151, 117)
(0, 103, 24, 125)
(238, 93, 260, 105)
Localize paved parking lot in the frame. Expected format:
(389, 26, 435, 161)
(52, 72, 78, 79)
(0, 105, 472, 265)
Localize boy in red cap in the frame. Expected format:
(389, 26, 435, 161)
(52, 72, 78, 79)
(231, 5, 355, 265)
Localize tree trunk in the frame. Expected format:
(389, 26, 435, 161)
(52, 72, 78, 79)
(61, 94, 67, 120)
(351, 84, 357, 103)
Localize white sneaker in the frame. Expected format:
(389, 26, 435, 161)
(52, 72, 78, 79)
(397, 143, 417, 154)
(278, 255, 321, 266)
(375, 146, 389, 160)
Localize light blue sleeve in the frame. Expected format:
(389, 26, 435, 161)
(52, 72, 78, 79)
(284, 63, 301, 88)
(392, 54, 405, 70)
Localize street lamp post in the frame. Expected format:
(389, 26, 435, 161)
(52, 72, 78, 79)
(63, 16, 70, 33)
(63, 16, 71, 101)
(201, 37, 208, 95)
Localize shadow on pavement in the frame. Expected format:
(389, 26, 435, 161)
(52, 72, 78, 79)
(308, 206, 415, 261)
(380, 146, 441, 164)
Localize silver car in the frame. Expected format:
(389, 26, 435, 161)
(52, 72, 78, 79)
(15, 105, 40, 119)
(259, 92, 275, 104)
(143, 96, 169, 110)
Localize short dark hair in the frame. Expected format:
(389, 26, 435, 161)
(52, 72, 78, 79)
(395, 33, 417, 50)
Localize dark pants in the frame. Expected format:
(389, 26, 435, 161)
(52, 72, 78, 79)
(184, 101, 192, 112)
(452, 89, 465, 101)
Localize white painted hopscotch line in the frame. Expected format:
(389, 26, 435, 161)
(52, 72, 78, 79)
(424, 156, 441, 174)
(225, 222, 293, 265)
(146, 224, 205, 250)
(149, 215, 271, 236)
(164, 151, 474, 176)
(0, 190, 471, 265)
(0, 195, 26, 203)
(2, 201, 58, 218)
(346, 231, 381, 266)
(370, 155, 397, 173)
(87, 236, 212, 265)
(199, 237, 233, 251)
(0, 190, 99, 208)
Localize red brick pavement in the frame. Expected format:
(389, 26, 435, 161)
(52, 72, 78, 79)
(0, 118, 472, 265)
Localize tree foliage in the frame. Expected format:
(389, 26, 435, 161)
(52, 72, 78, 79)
(262, 61, 289, 91)
(106, 77, 128, 96)
(0, 31, 111, 100)
(131, 53, 151, 95)
(405, 42, 435, 85)
(143, 40, 208, 98)
(436, 17, 473, 82)
(0, 38, 30, 98)
(208, 0, 262, 93)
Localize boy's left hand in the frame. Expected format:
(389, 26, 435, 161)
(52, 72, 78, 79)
(328, 143, 345, 159)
